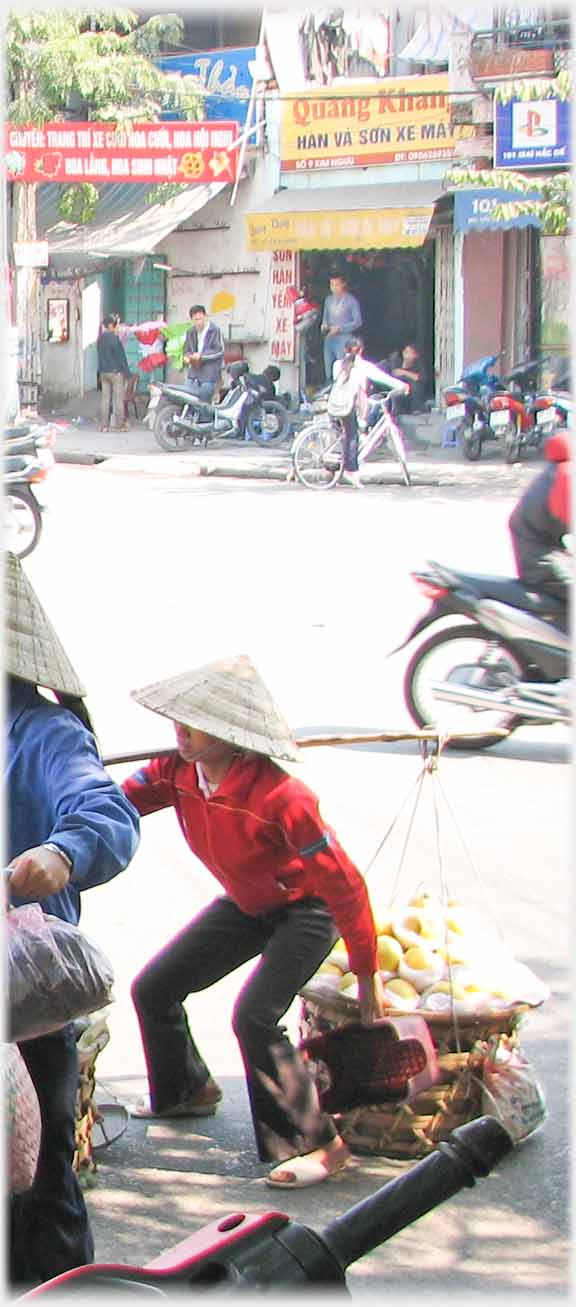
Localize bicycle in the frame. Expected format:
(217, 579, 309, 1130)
(291, 391, 412, 490)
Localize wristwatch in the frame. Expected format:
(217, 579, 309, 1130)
(43, 842, 73, 871)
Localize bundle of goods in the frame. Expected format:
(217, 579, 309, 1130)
(299, 886, 548, 1159)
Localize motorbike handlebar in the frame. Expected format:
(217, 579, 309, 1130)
(318, 1116, 513, 1273)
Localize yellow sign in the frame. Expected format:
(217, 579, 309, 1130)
(245, 207, 434, 252)
(280, 74, 474, 171)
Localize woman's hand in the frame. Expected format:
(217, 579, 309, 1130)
(8, 847, 71, 902)
(357, 971, 387, 1025)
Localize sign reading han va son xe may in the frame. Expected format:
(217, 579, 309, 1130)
(280, 74, 474, 172)
(5, 121, 239, 185)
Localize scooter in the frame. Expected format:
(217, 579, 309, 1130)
(442, 354, 504, 461)
(3, 422, 60, 558)
(391, 559, 570, 750)
(488, 357, 548, 462)
(22, 1116, 512, 1295)
(146, 363, 290, 453)
(529, 388, 574, 439)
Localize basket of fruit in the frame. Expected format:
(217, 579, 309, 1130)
(298, 887, 549, 1160)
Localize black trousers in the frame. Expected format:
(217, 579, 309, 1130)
(341, 412, 359, 472)
(131, 895, 339, 1163)
(10, 1024, 94, 1288)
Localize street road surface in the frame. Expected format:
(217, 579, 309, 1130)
(23, 460, 570, 1299)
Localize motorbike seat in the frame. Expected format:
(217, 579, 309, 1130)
(448, 569, 566, 621)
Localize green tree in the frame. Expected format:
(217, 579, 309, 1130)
(6, 8, 205, 392)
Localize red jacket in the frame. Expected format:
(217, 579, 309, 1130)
(123, 751, 378, 976)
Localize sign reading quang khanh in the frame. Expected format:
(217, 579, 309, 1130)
(280, 75, 473, 172)
(5, 121, 239, 185)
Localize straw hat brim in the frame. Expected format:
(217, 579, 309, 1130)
(5, 553, 86, 698)
(131, 655, 301, 763)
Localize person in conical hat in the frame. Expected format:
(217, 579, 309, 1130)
(123, 654, 386, 1189)
(5, 553, 140, 1287)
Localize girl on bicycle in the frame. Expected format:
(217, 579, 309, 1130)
(330, 337, 408, 488)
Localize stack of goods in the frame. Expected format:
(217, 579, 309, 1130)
(299, 886, 549, 1159)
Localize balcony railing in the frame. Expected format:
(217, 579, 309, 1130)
(470, 20, 570, 83)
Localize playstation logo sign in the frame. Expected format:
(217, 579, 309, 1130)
(512, 100, 557, 149)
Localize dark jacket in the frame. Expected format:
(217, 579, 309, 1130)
(97, 329, 130, 376)
(184, 321, 224, 384)
(509, 432, 571, 591)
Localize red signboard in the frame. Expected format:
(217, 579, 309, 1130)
(5, 121, 239, 185)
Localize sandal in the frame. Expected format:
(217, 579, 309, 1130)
(129, 1078, 222, 1120)
(265, 1144, 350, 1189)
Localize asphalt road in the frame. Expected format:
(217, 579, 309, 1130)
(23, 456, 570, 1300)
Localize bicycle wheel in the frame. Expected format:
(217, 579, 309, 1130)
(293, 423, 343, 489)
(386, 417, 412, 487)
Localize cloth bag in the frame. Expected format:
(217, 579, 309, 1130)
(5, 1043, 41, 1193)
(327, 361, 358, 418)
(7, 903, 115, 1043)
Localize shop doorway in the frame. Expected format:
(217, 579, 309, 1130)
(300, 245, 435, 396)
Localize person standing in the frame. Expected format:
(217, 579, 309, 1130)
(321, 274, 362, 382)
(329, 337, 408, 488)
(509, 429, 572, 610)
(123, 654, 385, 1189)
(183, 305, 225, 401)
(6, 553, 140, 1288)
(96, 314, 131, 432)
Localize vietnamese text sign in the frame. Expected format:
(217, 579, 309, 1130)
(494, 93, 571, 169)
(246, 207, 434, 252)
(279, 75, 474, 172)
(157, 48, 256, 126)
(269, 250, 296, 361)
(454, 188, 542, 232)
(5, 121, 239, 184)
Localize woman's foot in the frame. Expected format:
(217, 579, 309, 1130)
(129, 1077, 222, 1119)
(341, 471, 364, 488)
(265, 1137, 350, 1189)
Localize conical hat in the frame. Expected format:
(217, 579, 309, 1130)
(5, 553, 86, 697)
(131, 655, 301, 763)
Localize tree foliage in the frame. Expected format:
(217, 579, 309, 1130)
(6, 8, 204, 126)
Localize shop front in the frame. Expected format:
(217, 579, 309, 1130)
(245, 186, 444, 395)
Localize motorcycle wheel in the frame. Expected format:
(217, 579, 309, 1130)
(5, 487, 42, 558)
(154, 404, 197, 452)
(404, 623, 530, 750)
(499, 422, 522, 463)
(458, 420, 483, 461)
(292, 423, 343, 490)
(245, 401, 290, 446)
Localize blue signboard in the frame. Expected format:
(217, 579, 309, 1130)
(157, 48, 256, 127)
(494, 94, 571, 169)
(454, 188, 542, 232)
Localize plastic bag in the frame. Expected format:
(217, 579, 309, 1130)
(4, 1043, 41, 1192)
(7, 903, 115, 1043)
(480, 1035, 547, 1144)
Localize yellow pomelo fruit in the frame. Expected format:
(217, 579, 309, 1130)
(377, 936, 403, 970)
(338, 972, 355, 990)
(385, 978, 419, 999)
(318, 961, 344, 976)
(403, 945, 437, 970)
(373, 915, 394, 937)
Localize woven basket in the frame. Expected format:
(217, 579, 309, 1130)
(299, 986, 528, 1160)
(74, 1012, 110, 1177)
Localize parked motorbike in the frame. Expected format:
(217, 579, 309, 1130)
(146, 362, 290, 453)
(22, 1116, 512, 1296)
(488, 357, 549, 462)
(529, 387, 573, 440)
(3, 422, 59, 558)
(442, 354, 504, 461)
(391, 559, 570, 750)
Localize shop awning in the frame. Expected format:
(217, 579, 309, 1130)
(453, 187, 542, 232)
(245, 183, 443, 252)
(37, 180, 227, 272)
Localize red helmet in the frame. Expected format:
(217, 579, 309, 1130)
(544, 431, 571, 463)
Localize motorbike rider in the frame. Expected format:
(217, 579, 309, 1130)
(183, 305, 224, 402)
(508, 429, 572, 619)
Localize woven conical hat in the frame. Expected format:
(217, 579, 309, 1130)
(131, 655, 301, 762)
(5, 553, 86, 697)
